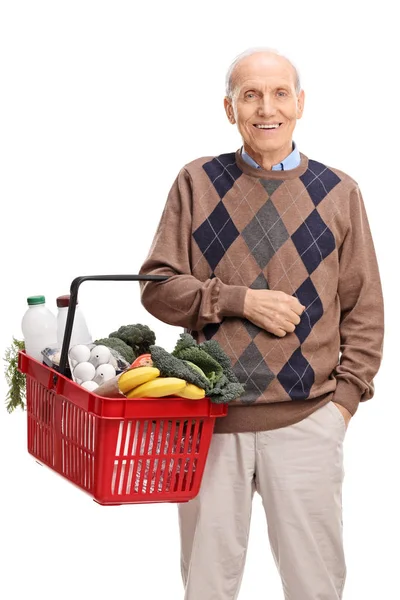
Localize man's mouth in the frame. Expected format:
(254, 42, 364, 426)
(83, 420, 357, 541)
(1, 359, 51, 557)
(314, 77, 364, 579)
(253, 123, 283, 129)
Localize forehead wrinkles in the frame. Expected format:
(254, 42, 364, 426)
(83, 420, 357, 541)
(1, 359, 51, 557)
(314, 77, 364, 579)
(232, 60, 297, 95)
(237, 78, 292, 92)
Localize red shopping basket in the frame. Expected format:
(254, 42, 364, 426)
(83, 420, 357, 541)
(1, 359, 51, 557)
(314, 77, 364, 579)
(18, 275, 228, 505)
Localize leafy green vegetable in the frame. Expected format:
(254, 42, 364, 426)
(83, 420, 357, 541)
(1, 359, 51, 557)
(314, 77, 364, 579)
(150, 345, 209, 389)
(151, 333, 245, 403)
(4, 338, 26, 413)
(172, 333, 223, 388)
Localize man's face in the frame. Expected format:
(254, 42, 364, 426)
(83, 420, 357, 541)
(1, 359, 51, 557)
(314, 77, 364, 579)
(224, 53, 305, 161)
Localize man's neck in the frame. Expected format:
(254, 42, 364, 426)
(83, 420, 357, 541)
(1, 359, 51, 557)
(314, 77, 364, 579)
(243, 142, 294, 171)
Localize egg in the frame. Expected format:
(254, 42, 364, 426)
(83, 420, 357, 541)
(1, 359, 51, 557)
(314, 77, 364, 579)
(81, 380, 99, 391)
(73, 361, 96, 382)
(69, 344, 91, 364)
(89, 345, 111, 367)
(93, 363, 116, 384)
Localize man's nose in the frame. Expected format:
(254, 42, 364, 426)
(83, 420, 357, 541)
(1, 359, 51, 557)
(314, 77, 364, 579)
(258, 95, 276, 116)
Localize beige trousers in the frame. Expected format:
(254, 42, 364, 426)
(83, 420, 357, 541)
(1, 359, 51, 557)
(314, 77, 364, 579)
(178, 401, 347, 600)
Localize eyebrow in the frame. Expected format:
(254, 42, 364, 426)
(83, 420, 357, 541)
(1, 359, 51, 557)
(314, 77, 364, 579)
(242, 84, 291, 92)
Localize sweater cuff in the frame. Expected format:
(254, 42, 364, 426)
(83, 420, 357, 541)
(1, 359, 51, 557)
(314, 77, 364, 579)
(332, 379, 362, 416)
(218, 282, 248, 319)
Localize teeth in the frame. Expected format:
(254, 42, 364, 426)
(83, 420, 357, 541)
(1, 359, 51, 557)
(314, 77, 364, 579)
(255, 124, 280, 129)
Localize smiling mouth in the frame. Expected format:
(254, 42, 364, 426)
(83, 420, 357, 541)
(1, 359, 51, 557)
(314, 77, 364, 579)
(253, 123, 283, 130)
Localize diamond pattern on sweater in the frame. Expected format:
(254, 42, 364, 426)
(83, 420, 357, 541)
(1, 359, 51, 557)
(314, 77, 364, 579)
(277, 347, 315, 400)
(191, 155, 344, 407)
(300, 160, 341, 207)
(260, 179, 283, 196)
(242, 200, 290, 269)
(291, 209, 336, 275)
(251, 273, 269, 290)
(193, 201, 240, 271)
(294, 277, 324, 343)
(202, 153, 243, 199)
(202, 322, 222, 340)
(234, 341, 275, 403)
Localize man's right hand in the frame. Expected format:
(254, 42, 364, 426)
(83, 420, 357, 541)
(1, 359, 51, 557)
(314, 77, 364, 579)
(243, 289, 306, 337)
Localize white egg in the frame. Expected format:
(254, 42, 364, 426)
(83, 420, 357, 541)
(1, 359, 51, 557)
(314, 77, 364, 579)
(89, 345, 111, 367)
(69, 344, 91, 364)
(81, 380, 99, 391)
(93, 363, 116, 384)
(73, 361, 96, 382)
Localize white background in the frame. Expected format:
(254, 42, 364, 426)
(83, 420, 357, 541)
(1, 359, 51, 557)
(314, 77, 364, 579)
(0, 1, 398, 599)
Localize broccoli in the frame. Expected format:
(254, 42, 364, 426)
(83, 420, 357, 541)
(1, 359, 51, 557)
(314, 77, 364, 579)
(94, 337, 134, 364)
(110, 324, 156, 357)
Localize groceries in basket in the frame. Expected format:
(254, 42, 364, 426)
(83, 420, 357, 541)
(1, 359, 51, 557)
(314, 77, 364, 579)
(6, 286, 245, 412)
(95, 332, 245, 404)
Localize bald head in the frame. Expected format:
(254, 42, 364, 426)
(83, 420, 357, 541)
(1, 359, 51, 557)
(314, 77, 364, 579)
(226, 48, 301, 99)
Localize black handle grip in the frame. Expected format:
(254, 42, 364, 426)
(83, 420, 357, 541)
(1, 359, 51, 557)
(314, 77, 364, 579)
(58, 274, 169, 376)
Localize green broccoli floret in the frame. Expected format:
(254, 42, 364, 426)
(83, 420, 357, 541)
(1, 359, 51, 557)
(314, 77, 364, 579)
(150, 345, 209, 390)
(110, 324, 156, 357)
(94, 337, 134, 364)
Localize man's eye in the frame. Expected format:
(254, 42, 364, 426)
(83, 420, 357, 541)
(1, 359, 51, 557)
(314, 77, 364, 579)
(245, 93, 256, 99)
(277, 91, 287, 97)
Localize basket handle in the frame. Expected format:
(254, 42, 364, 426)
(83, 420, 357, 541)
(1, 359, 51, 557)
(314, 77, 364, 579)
(58, 274, 169, 376)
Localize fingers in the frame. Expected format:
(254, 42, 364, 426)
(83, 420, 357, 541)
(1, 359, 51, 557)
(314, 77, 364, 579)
(291, 302, 306, 317)
(290, 310, 303, 325)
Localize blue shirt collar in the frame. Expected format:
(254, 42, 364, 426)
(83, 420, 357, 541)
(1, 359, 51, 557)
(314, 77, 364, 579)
(241, 141, 300, 171)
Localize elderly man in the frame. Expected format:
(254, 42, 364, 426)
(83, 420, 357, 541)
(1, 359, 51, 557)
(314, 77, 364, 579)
(139, 48, 384, 600)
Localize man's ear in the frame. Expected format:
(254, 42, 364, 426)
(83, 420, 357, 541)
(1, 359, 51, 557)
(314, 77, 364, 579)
(224, 96, 236, 124)
(297, 89, 305, 119)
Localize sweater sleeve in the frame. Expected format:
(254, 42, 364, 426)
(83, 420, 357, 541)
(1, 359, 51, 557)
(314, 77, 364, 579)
(332, 185, 384, 416)
(138, 167, 248, 331)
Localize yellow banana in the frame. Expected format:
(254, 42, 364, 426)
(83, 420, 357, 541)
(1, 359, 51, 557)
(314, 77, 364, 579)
(177, 383, 206, 400)
(118, 366, 160, 394)
(126, 377, 187, 398)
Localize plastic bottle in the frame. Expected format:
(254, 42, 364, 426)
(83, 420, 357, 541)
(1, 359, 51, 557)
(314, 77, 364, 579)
(21, 296, 57, 362)
(56, 295, 92, 349)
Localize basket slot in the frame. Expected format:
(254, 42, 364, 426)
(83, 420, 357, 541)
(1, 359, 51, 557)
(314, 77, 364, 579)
(61, 400, 95, 491)
(27, 377, 55, 467)
(175, 421, 191, 492)
(140, 420, 162, 494)
(184, 420, 202, 492)
(168, 420, 185, 492)
(138, 421, 157, 494)
(136, 420, 156, 493)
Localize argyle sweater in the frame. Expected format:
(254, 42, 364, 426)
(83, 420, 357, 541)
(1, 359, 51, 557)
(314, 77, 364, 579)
(139, 149, 384, 433)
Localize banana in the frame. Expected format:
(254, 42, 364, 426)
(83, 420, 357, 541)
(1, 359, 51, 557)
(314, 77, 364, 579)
(177, 383, 206, 400)
(118, 366, 160, 394)
(126, 377, 187, 398)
